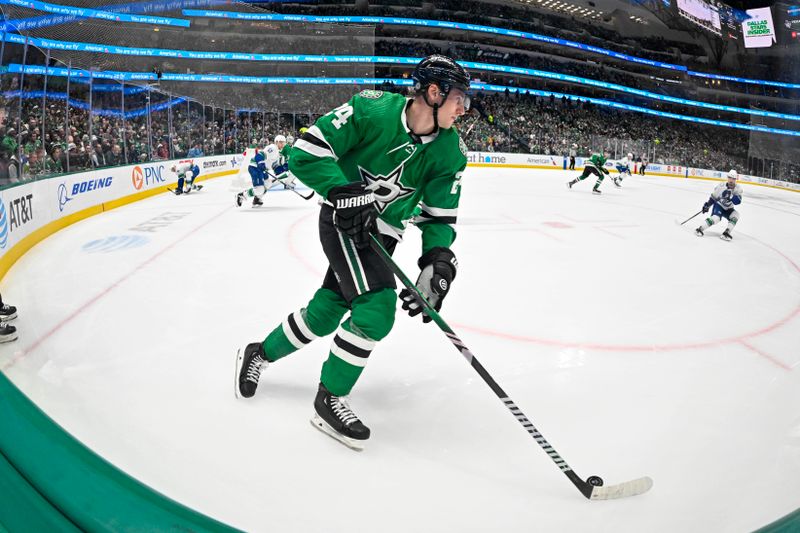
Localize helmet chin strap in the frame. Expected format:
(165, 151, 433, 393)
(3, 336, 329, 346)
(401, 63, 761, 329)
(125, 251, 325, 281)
(411, 89, 443, 140)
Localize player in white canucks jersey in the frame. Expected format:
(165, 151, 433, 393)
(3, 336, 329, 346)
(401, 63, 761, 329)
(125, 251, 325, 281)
(235, 147, 268, 207)
(264, 135, 296, 191)
(170, 160, 201, 195)
(695, 169, 743, 241)
(612, 153, 633, 188)
(234, 55, 470, 450)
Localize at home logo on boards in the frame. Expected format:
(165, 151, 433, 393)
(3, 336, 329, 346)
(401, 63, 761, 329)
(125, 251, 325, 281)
(467, 152, 507, 164)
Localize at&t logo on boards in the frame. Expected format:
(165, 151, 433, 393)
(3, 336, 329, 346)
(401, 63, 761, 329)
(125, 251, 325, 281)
(0, 191, 34, 250)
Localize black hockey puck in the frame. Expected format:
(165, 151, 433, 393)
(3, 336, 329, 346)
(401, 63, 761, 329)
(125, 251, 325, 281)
(587, 476, 604, 487)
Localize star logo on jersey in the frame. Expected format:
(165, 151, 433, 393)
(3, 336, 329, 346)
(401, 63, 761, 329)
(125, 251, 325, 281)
(359, 165, 415, 212)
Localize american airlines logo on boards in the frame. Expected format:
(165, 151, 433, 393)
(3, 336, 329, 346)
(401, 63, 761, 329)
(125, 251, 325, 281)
(526, 155, 559, 166)
(58, 177, 114, 212)
(0, 191, 34, 249)
(336, 193, 375, 209)
(131, 164, 166, 190)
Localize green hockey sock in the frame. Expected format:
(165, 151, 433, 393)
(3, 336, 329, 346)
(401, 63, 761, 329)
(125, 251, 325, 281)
(320, 320, 377, 397)
(594, 175, 605, 189)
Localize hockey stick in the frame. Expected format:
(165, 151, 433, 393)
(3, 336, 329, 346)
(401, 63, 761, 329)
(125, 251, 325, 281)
(679, 210, 703, 225)
(167, 185, 202, 195)
(286, 186, 314, 201)
(270, 173, 315, 200)
(369, 235, 653, 500)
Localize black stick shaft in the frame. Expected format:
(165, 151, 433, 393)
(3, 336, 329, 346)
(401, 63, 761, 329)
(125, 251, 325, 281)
(680, 210, 703, 225)
(370, 236, 585, 489)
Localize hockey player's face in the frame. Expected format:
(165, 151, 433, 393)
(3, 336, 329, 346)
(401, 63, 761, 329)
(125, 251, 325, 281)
(727, 178, 736, 189)
(437, 88, 469, 129)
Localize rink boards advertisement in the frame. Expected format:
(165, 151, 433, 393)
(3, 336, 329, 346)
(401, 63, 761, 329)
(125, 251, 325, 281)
(0, 154, 240, 275)
(1, 150, 797, 276)
(466, 151, 800, 191)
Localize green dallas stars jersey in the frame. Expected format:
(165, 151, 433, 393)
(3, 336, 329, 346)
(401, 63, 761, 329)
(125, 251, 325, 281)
(290, 90, 467, 253)
(280, 143, 292, 163)
(586, 153, 608, 171)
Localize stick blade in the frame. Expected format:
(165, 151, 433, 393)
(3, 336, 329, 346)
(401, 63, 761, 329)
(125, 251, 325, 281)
(589, 476, 653, 500)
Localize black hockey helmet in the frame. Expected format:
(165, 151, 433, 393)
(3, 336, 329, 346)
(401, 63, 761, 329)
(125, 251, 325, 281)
(412, 55, 470, 99)
(410, 55, 470, 137)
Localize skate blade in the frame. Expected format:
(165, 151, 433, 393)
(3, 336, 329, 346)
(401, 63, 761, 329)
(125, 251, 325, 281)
(310, 415, 365, 451)
(234, 348, 244, 399)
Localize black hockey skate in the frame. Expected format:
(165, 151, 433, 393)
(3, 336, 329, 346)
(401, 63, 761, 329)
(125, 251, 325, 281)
(252, 196, 264, 207)
(567, 180, 576, 189)
(234, 342, 269, 399)
(720, 229, 733, 241)
(592, 188, 602, 195)
(0, 322, 17, 343)
(0, 302, 17, 321)
(695, 227, 704, 237)
(612, 178, 622, 188)
(235, 193, 244, 207)
(311, 383, 370, 451)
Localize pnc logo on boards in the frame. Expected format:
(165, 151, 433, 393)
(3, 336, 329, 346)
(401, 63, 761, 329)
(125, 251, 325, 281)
(131, 164, 166, 191)
(132, 166, 144, 190)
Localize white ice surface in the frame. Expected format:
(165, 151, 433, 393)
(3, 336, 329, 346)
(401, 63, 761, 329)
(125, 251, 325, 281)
(2, 168, 799, 533)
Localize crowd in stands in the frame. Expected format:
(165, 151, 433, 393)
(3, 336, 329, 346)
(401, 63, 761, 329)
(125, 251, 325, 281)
(466, 92, 745, 167)
(375, 39, 798, 115)
(270, 0, 800, 87)
(0, 0, 796, 186)
(1, 71, 795, 185)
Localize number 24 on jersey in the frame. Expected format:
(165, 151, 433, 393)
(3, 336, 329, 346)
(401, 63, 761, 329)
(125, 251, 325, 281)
(327, 103, 354, 129)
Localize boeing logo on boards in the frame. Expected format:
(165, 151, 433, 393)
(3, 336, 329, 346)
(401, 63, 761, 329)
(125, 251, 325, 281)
(131, 164, 166, 190)
(58, 183, 72, 212)
(58, 177, 113, 212)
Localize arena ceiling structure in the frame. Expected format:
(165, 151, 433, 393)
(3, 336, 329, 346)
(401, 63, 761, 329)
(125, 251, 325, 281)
(0, 0, 377, 113)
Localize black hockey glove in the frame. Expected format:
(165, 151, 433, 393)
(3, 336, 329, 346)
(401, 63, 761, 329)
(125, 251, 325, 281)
(702, 200, 712, 214)
(328, 182, 378, 249)
(400, 247, 458, 323)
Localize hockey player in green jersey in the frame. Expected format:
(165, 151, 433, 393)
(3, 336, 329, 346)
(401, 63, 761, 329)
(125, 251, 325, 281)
(234, 55, 470, 450)
(275, 134, 297, 190)
(567, 150, 611, 194)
